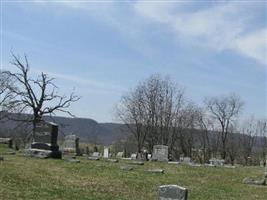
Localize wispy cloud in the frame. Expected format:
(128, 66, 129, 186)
(134, 1, 266, 65)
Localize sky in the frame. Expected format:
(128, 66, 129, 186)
(1, 0, 266, 122)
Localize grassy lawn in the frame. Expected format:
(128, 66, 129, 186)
(0, 146, 266, 200)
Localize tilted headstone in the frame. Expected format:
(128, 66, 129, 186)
(103, 147, 109, 158)
(158, 185, 188, 200)
(29, 121, 62, 159)
(116, 151, 124, 158)
(152, 145, 168, 161)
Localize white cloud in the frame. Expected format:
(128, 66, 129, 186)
(234, 29, 267, 65)
(134, 1, 266, 65)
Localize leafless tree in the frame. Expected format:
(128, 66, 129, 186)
(3, 54, 80, 140)
(0, 71, 16, 119)
(195, 108, 213, 163)
(205, 94, 243, 159)
(239, 117, 259, 165)
(116, 75, 185, 157)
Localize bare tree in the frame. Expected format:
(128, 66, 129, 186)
(196, 108, 213, 163)
(205, 94, 243, 159)
(116, 84, 147, 156)
(3, 54, 80, 140)
(0, 71, 16, 119)
(116, 74, 185, 158)
(240, 117, 258, 165)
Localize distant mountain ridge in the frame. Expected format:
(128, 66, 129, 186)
(0, 114, 130, 145)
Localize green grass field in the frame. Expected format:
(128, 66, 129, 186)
(0, 146, 266, 200)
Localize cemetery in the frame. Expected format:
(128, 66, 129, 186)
(1, 132, 267, 199)
(0, 1, 266, 200)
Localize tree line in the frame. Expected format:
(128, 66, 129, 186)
(116, 74, 266, 165)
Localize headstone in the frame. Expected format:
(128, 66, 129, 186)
(92, 152, 100, 157)
(63, 135, 81, 155)
(120, 166, 134, 171)
(88, 157, 99, 160)
(209, 158, 225, 166)
(116, 151, 124, 158)
(131, 153, 137, 160)
(28, 121, 62, 159)
(0, 156, 4, 161)
(152, 145, 168, 161)
(158, 185, 188, 200)
(146, 169, 164, 174)
(106, 159, 118, 163)
(103, 147, 109, 158)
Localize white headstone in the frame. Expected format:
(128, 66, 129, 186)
(103, 147, 109, 158)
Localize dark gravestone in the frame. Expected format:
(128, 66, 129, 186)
(29, 121, 62, 159)
(158, 185, 188, 200)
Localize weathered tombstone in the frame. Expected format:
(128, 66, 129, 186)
(92, 152, 100, 157)
(158, 185, 188, 200)
(88, 152, 100, 160)
(63, 135, 81, 156)
(116, 151, 124, 159)
(131, 153, 137, 160)
(103, 147, 109, 158)
(28, 121, 62, 159)
(152, 145, 168, 161)
(209, 158, 225, 166)
(120, 166, 134, 171)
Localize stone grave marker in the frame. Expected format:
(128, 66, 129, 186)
(131, 153, 137, 160)
(63, 135, 81, 156)
(88, 152, 100, 160)
(120, 166, 134, 171)
(28, 121, 62, 159)
(146, 169, 164, 174)
(158, 185, 188, 200)
(152, 145, 168, 161)
(209, 158, 225, 166)
(106, 159, 118, 163)
(116, 151, 124, 158)
(103, 147, 109, 158)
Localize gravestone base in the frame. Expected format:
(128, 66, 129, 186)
(25, 148, 62, 159)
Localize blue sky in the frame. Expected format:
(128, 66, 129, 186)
(1, 1, 266, 122)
